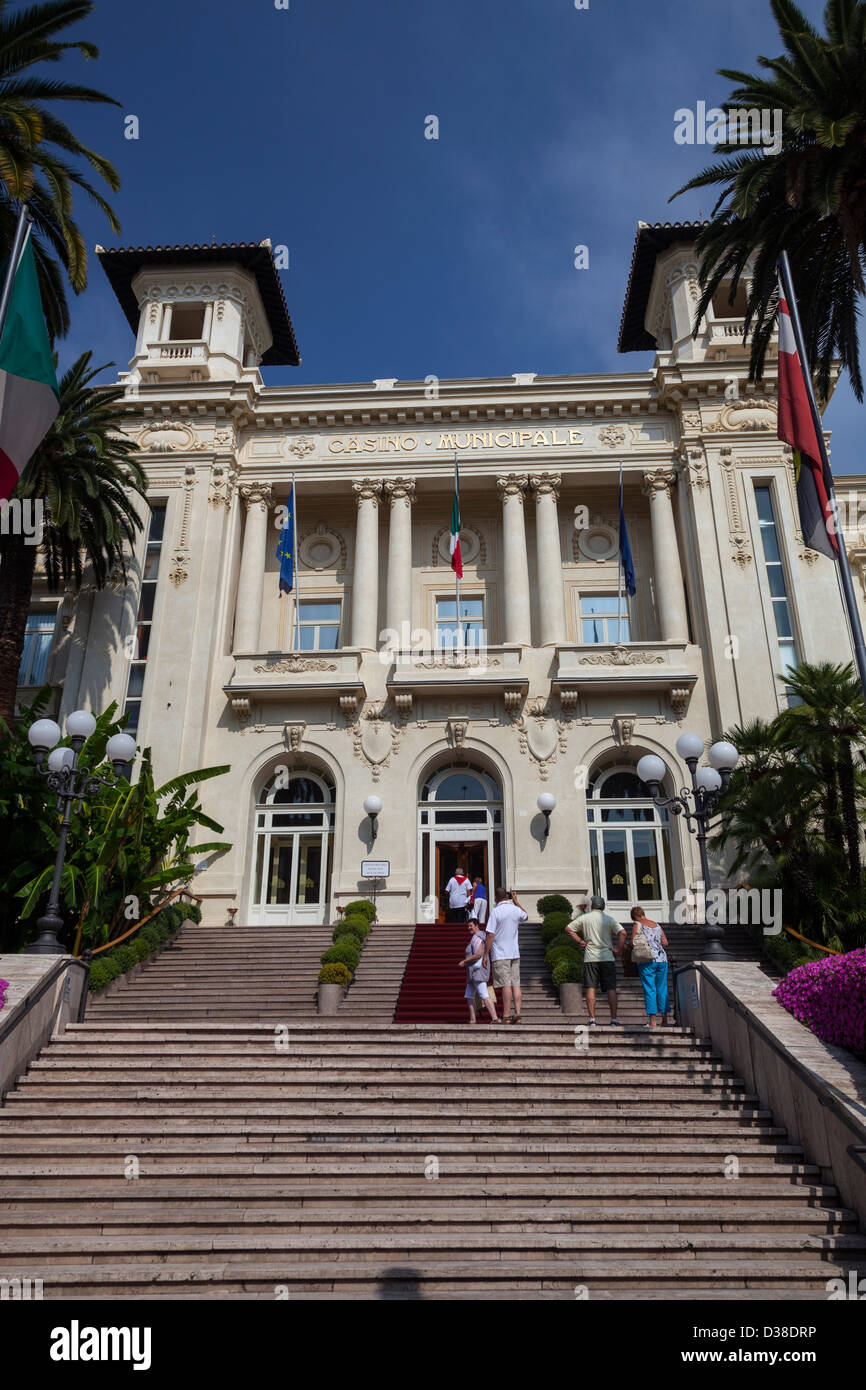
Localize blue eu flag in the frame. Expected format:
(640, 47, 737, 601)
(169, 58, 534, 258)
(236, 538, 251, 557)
(277, 486, 294, 595)
(619, 473, 636, 597)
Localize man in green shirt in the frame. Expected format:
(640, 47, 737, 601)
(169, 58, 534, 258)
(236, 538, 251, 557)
(565, 895, 626, 1026)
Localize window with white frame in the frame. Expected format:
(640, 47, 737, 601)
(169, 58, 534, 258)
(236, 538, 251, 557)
(754, 485, 798, 702)
(18, 611, 56, 686)
(435, 595, 484, 648)
(298, 601, 341, 651)
(123, 502, 167, 738)
(580, 593, 630, 644)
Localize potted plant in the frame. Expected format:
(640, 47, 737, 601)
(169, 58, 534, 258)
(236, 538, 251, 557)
(317, 961, 352, 1014)
(552, 956, 583, 1015)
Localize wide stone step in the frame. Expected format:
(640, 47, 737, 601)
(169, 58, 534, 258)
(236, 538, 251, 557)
(0, 1258, 860, 1295)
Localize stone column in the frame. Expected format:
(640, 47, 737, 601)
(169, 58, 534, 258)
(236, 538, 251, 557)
(530, 472, 566, 646)
(497, 473, 531, 645)
(384, 476, 415, 645)
(351, 478, 383, 650)
(234, 482, 272, 652)
(642, 468, 689, 642)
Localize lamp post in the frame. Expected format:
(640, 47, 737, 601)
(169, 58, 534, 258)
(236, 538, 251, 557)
(26, 712, 137, 956)
(636, 734, 739, 958)
(537, 792, 556, 839)
(363, 794, 382, 846)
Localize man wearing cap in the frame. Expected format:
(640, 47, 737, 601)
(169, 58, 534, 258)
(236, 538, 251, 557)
(565, 895, 626, 1026)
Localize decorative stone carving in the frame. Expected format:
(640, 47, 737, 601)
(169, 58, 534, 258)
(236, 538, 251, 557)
(208, 462, 238, 508)
(529, 472, 561, 497)
(681, 411, 701, 431)
(641, 468, 677, 499)
(339, 693, 359, 716)
(288, 435, 316, 458)
(352, 477, 384, 507)
(138, 420, 201, 453)
(719, 449, 753, 565)
(670, 687, 691, 718)
(284, 721, 305, 751)
(559, 688, 580, 712)
(434, 523, 485, 567)
(599, 424, 627, 448)
(579, 646, 665, 666)
(252, 656, 336, 673)
(344, 698, 408, 783)
(299, 523, 346, 571)
(574, 515, 618, 562)
(503, 690, 523, 714)
(705, 399, 778, 433)
(231, 697, 251, 724)
(612, 715, 636, 745)
(394, 692, 413, 716)
(384, 476, 416, 505)
(675, 443, 708, 489)
(496, 473, 529, 503)
(447, 718, 469, 749)
(239, 481, 272, 513)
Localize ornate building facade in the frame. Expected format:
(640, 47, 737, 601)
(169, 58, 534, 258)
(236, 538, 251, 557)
(19, 225, 866, 925)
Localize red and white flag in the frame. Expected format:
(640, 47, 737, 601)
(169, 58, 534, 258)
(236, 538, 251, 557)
(450, 457, 463, 577)
(777, 281, 838, 559)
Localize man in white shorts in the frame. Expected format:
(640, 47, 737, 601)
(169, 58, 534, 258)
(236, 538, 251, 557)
(483, 886, 528, 1024)
(461, 920, 499, 1024)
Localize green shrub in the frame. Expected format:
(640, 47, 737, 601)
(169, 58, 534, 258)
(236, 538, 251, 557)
(109, 943, 138, 974)
(343, 899, 376, 923)
(138, 924, 160, 950)
(552, 957, 583, 986)
(150, 920, 171, 945)
(541, 912, 573, 944)
(341, 915, 371, 939)
(537, 894, 573, 919)
(132, 937, 150, 963)
(184, 901, 202, 924)
(321, 941, 360, 972)
(332, 921, 366, 945)
(88, 956, 120, 991)
(318, 962, 352, 986)
(164, 903, 184, 931)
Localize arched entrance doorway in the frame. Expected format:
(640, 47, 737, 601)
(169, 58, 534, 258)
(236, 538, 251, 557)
(417, 763, 503, 922)
(248, 768, 335, 925)
(586, 764, 674, 918)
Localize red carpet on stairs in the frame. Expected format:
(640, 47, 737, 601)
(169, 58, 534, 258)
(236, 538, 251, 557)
(394, 925, 493, 1023)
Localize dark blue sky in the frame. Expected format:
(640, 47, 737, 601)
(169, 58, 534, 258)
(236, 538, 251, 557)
(57, 0, 863, 472)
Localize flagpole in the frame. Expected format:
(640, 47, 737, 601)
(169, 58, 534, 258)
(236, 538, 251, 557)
(454, 453, 462, 655)
(291, 474, 300, 653)
(0, 202, 32, 344)
(617, 463, 624, 643)
(778, 251, 866, 697)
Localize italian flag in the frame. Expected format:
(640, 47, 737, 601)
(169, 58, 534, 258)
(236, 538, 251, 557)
(450, 458, 463, 577)
(777, 281, 837, 560)
(0, 230, 59, 502)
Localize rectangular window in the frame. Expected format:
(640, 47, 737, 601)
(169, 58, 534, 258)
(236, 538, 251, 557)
(124, 503, 167, 737)
(18, 612, 56, 686)
(435, 596, 484, 648)
(754, 485, 798, 703)
(298, 600, 341, 651)
(580, 594, 630, 644)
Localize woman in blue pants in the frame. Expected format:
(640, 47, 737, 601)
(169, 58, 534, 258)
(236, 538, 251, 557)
(629, 905, 669, 1029)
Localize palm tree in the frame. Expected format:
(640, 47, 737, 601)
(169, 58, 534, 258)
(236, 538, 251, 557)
(0, 0, 121, 338)
(670, 0, 866, 402)
(0, 351, 147, 723)
(780, 661, 866, 889)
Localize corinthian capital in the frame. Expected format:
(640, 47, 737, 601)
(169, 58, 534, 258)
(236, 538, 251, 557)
(529, 472, 562, 499)
(352, 477, 384, 507)
(384, 476, 416, 505)
(497, 473, 529, 501)
(641, 468, 677, 499)
(239, 481, 273, 511)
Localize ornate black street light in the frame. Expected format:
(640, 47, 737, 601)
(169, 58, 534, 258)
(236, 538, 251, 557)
(637, 734, 739, 958)
(25, 711, 137, 956)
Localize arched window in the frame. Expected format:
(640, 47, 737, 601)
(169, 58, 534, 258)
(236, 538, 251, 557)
(249, 767, 335, 924)
(586, 762, 674, 908)
(417, 762, 504, 922)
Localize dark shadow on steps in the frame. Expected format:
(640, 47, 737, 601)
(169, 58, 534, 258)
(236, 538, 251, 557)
(375, 1266, 426, 1299)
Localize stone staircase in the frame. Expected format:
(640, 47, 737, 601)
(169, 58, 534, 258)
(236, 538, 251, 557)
(1, 1019, 863, 1298)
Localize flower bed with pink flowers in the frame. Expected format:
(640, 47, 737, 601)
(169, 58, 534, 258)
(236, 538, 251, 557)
(0, 979, 8, 1012)
(773, 948, 866, 1058)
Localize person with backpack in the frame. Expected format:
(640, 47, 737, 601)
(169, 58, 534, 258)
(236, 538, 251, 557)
(460, 918, 499, 1024)
(629, 905, 669, 1029)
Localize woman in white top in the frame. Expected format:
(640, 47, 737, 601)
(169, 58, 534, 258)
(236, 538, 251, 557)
(630, 905, 669, 1029)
